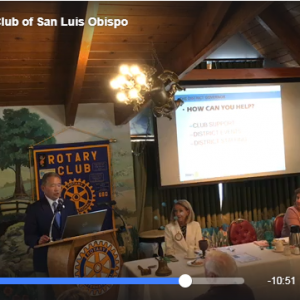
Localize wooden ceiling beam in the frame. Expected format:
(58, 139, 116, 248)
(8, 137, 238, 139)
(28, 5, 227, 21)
(192, 2, 232, 63)
(164, 1, 232, 76)
(64, 2, 99, 126)
(167, 1, 272, 76)
(257, 5, 300, 65)
(182, 68, 300, 81)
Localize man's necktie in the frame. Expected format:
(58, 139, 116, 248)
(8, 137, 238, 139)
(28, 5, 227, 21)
(52, 201, 61, 228)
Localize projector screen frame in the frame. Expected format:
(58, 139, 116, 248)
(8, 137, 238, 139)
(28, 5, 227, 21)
(154, 77, 300, 189)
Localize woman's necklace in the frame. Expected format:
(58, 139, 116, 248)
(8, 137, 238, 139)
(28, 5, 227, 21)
(175, 224, 187, 241)
(175, 231, 183, 241)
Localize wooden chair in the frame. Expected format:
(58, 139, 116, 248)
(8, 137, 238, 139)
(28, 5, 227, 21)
(227, 218, 257, 245)
(273, 213, 285, 238)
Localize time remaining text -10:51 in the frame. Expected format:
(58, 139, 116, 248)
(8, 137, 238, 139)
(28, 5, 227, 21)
(268, 277, 295, 285)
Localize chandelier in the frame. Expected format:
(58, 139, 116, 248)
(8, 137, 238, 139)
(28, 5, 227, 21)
(110, 64, 155, 112)
(110, 45, 186, 120)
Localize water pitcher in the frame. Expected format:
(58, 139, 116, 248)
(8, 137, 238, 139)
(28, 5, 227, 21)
(289, 225, 300, 246)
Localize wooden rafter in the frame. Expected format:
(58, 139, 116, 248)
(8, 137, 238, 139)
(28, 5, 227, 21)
(64, 2, 99, 126)
(167, 1, 272, 76)
(257, 5, 300, 65)
(167, 2, 231, 76)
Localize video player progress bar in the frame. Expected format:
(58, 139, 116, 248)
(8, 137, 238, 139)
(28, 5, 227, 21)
(0, 276, 244, 287)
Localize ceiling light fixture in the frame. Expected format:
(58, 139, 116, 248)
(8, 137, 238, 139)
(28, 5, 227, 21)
(110, 44, 186, 120)
(110, 64, 185, 120)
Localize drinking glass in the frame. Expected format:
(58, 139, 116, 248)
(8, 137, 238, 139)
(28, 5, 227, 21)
(199, 240, 208, 258)
(264, 231, 274, 249)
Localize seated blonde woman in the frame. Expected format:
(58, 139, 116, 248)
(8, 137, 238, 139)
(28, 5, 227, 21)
(282, 188, 300, 237)
(164, 200, 202, 256)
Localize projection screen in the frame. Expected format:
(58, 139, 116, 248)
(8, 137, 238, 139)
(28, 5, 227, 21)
(156, 82, 300, 187)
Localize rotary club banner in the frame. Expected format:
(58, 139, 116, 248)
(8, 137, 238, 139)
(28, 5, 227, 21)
(32, 140, 113, 228)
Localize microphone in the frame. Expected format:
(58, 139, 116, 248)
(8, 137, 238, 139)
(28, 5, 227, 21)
(57, 198, 65, 211)
(49, 198, 65, 242)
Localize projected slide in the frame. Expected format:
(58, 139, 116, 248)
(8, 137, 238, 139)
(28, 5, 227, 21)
(175, 85, 285, 182)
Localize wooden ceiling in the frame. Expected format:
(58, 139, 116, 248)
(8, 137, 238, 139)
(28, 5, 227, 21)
(240, 1, 300, 67)
(1, 1, 300, 126)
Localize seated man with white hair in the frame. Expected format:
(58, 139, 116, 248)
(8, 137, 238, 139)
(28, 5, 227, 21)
(194, 251, 255, 300)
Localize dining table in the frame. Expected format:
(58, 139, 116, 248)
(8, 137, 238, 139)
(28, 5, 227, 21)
(117, 238, 300, 300)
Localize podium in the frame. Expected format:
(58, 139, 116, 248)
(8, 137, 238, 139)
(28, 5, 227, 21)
(35, 229, 123, 300)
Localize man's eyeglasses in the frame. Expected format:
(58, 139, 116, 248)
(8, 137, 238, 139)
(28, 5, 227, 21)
(47, 184, 62, 188)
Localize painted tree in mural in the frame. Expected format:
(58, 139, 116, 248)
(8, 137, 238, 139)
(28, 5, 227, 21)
(0, 108, 56, 198)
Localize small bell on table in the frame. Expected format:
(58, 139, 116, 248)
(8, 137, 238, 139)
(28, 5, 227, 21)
(155, 257, 172, 276)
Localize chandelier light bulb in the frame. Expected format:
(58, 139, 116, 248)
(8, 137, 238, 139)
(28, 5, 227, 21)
(110, 63, 163, 112)
(116, 92, 127, 102)
(136, 74, 146, 85)
(120, 65, 129, 75)
(116, 75, 127, 86)
(130, 65, 140, 75)
(110, 80, 119, 89)
(129, 88, 139, 99)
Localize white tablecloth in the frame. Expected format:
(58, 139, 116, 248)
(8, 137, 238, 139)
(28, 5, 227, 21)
(118, 239, 300, 300)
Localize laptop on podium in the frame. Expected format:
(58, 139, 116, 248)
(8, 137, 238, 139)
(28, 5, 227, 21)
(61, 209, 108, 239)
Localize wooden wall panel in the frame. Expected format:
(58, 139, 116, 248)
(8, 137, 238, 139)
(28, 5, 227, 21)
(97, 3, 203, 16)
(88, 52, 161, 60)
(0, 59, 59, 67)
(0, 32, 75, 43)
(0, 2, 62, 13)
(0, 74, 65, 83)
(98, 1, 204, 7)
(93, 24, 194, 35)
(0, 67, 53, 75)
(87, 59, 152, 67)
(92, 34, 186, 43)
(90, 42, 176, 52)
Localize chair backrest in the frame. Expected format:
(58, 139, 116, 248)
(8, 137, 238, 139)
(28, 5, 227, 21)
(274, 213, 285, 238)
(227, 218, 257, 245)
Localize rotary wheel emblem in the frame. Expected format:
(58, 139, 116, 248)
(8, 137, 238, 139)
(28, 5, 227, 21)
(62, 178, 96, 214)
(74, 240, 120, 296)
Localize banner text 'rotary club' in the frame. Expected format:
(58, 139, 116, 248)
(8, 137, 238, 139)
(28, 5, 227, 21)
(47, 151, 97, 175)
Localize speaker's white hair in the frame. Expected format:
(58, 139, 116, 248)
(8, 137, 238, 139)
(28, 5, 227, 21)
(204, 251, 237, 277)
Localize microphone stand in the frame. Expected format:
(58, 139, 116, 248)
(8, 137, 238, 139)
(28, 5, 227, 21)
(112, 207, 132, 249)
(49, 211, 60, 242)
(99, 202, 132, 244)
(49, 199, 64, 242)
(113, 208, 129, 234)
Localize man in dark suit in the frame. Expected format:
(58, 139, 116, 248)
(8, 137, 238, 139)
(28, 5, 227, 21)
(24, 172, 77, 300)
